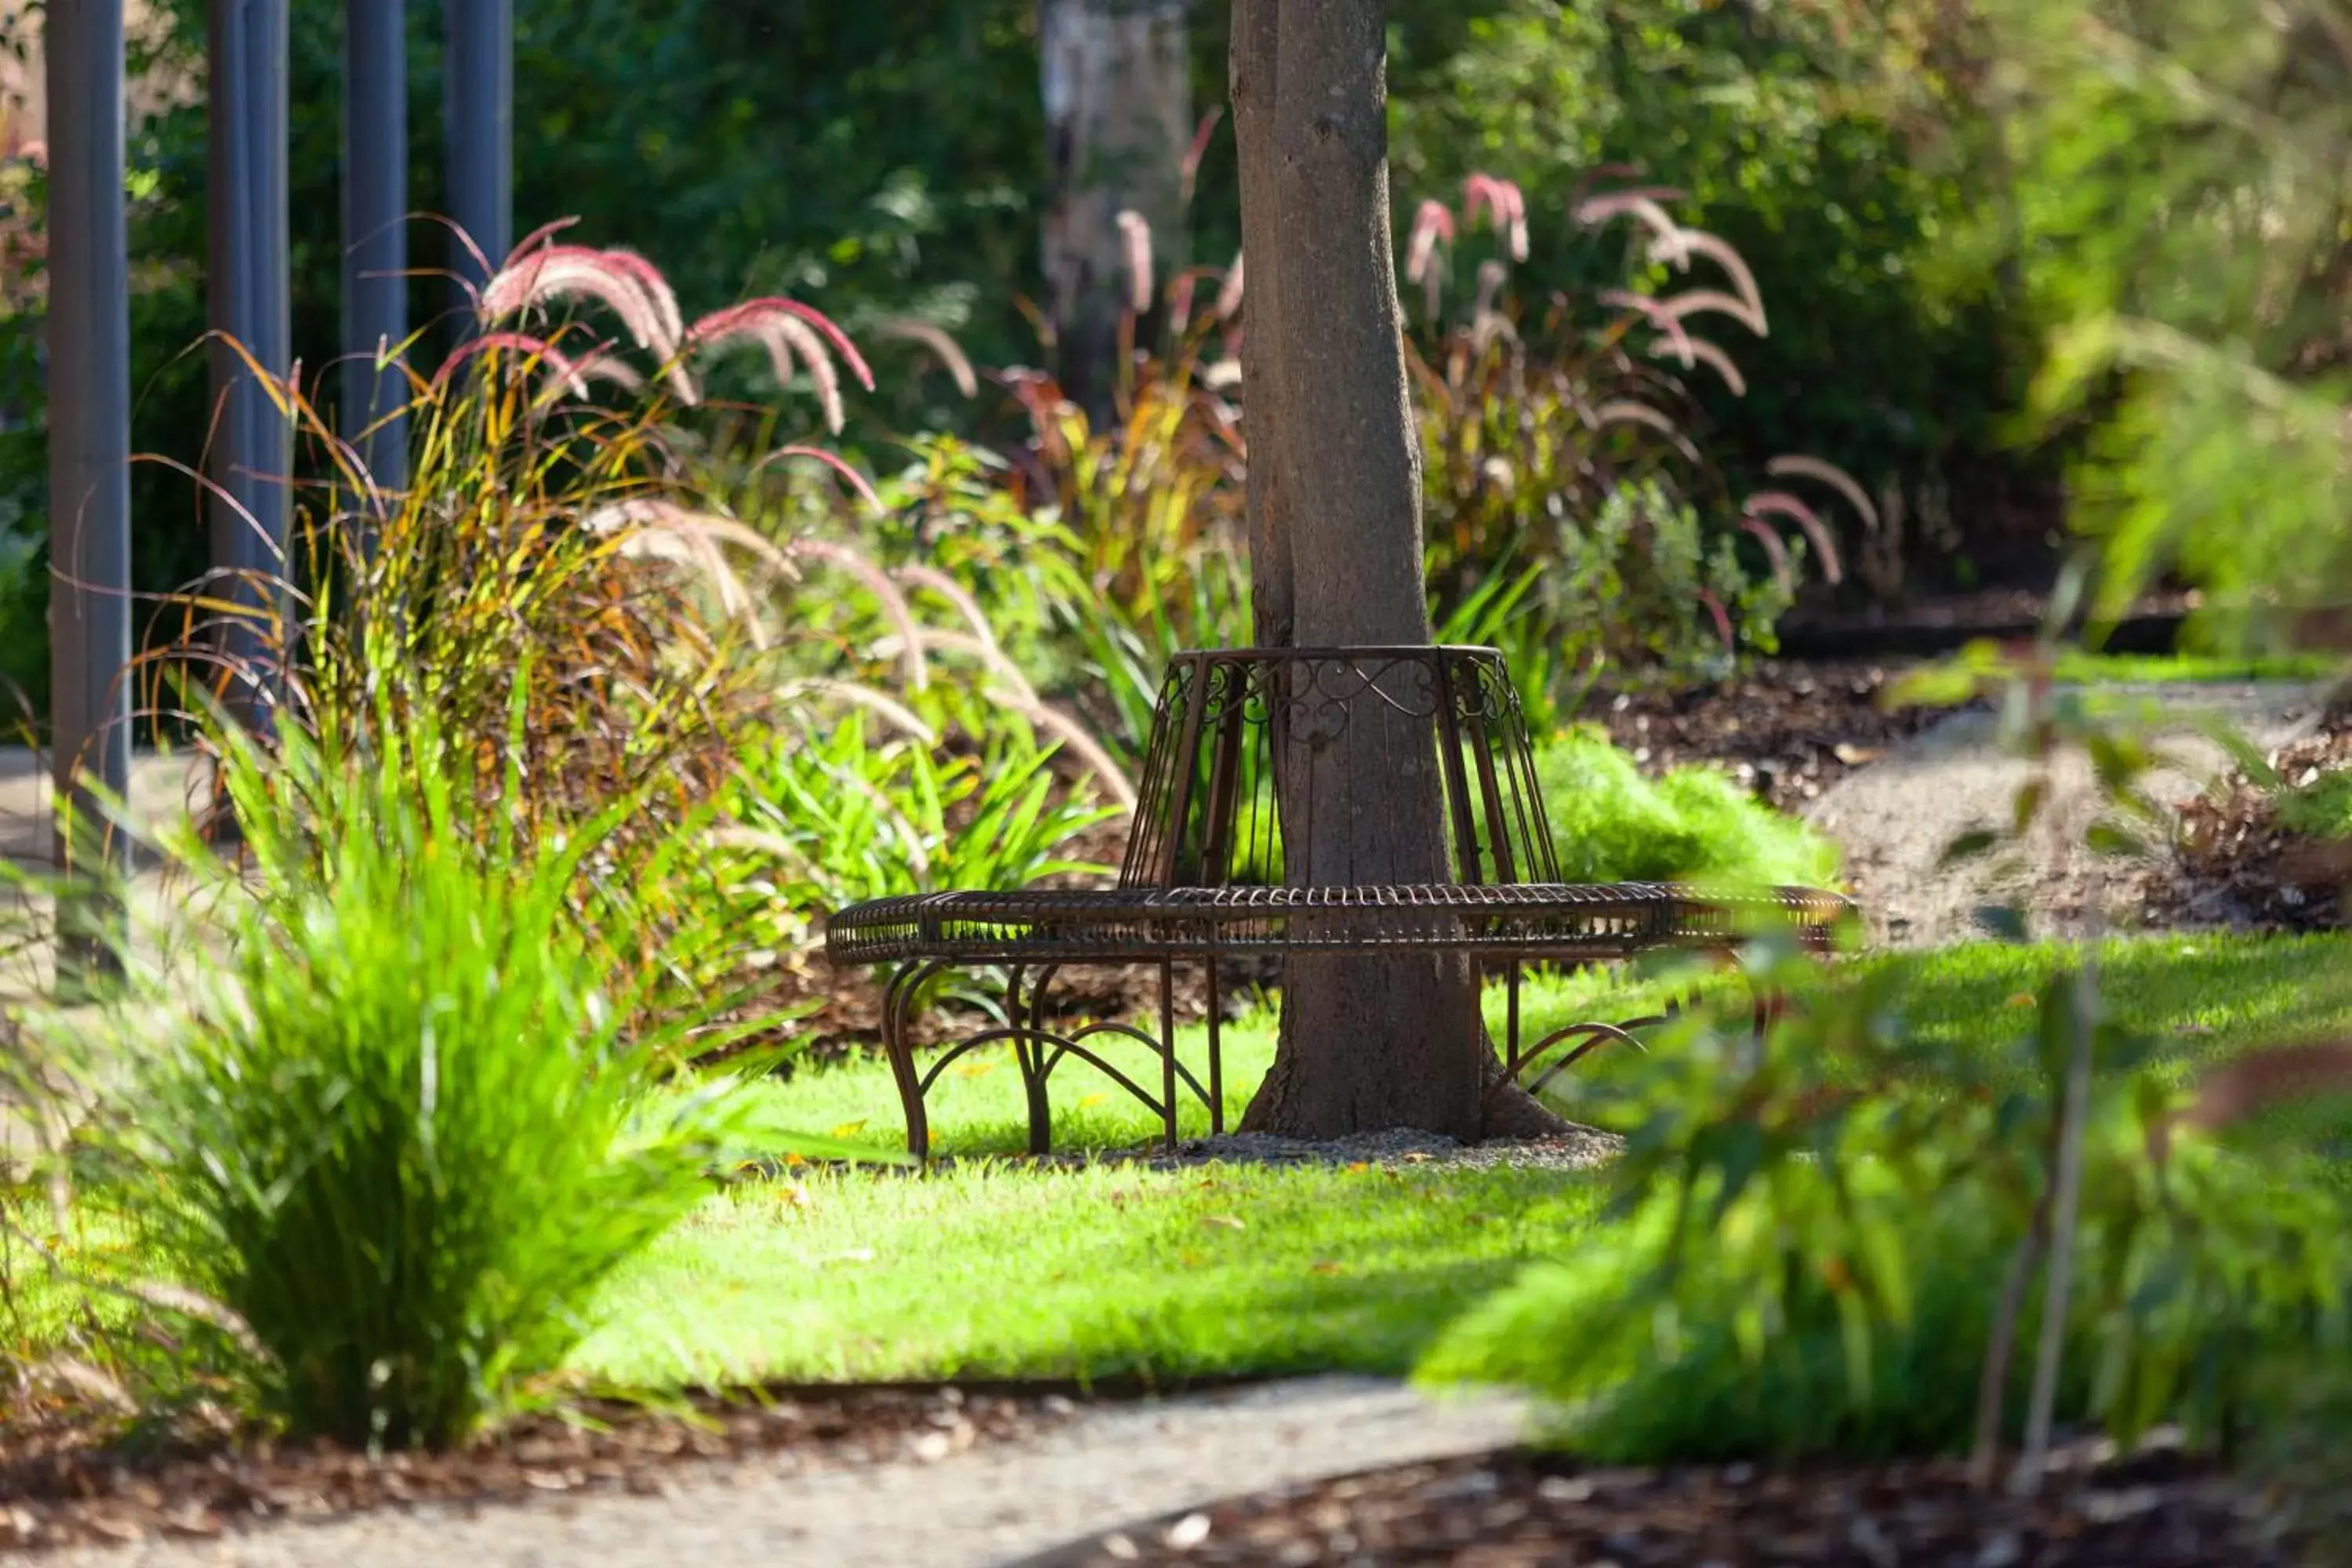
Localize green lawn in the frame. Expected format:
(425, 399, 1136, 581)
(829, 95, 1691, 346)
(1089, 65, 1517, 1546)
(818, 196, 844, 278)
(2050, 648, 2341, 685)
(576, 930, 2352, 1391)
(576, 1160, 1602, 1388)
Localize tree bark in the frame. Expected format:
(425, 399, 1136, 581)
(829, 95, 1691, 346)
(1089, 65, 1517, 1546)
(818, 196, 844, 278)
(1230, 0, 1562, 1141)
(1040, 0, 1192, 425)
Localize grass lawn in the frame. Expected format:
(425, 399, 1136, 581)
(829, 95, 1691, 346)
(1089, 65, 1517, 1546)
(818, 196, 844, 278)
(2049, 648, 2341, 685)
(574, 930, 2352, 1391)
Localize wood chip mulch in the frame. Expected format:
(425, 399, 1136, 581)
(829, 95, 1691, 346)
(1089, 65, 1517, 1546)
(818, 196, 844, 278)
(2141, 717, 2352, 935)
(0, 1385, 1079, 1555)
(1590, 661, 1970, 812)
(1033, 1442, 2281, 1567)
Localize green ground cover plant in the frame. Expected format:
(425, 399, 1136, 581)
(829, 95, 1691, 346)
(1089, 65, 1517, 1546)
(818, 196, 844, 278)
(1534, 727, 1843, 887)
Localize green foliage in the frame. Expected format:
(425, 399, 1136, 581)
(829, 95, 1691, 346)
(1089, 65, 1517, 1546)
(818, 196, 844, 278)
(1389, 0, 2024, 557)
(1534, 726, 1841, 887)
(1424, 945, 2352, 1465)
(93, 710, 768, 1450)
(1984, 0, 2352, 645)
(724, 711, 1118, 916)
(2278, 771, 2352, 843)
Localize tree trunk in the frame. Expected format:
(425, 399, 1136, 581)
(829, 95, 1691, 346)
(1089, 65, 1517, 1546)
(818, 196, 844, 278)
(1040, 0, 1191, 424)
(1230, 0, 1563, 1141)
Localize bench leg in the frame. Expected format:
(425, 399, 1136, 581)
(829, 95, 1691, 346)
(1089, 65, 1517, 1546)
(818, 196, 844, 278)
(882, 960, 938, 1161)
(1158, 960, 1178, 1151)
(1018, 965, 1055, 1157)
(1206, 956, 1224, 1137)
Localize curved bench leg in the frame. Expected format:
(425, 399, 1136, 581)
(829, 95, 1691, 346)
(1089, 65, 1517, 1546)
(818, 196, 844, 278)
(883, 960, 941, 1160)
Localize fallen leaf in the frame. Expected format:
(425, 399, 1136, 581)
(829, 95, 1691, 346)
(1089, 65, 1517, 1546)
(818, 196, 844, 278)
(1309, 1260, 1343, 1276)
(1403, 1152, 1436, 1163)
(1202, 1214, 1246, 1231)
(1833, 742, 1884, 766)
(828, 1120, 868, 1139)
(1345, 1161, 1371, 1174)
(2005, 993, 2035, 1008)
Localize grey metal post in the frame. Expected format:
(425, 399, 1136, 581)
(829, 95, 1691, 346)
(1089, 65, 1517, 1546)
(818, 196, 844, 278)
(444, 0, 511, 310)
(206, 0, 292, 719)
(46, 0, 133, 982)
(343, 0, 408, 495)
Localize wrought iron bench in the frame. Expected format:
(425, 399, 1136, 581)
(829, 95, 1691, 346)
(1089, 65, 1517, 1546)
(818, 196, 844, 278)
(825, 646, 1853, 1158)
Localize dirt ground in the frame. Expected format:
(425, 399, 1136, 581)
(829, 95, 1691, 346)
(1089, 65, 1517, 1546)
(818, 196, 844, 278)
(1801, 681, 2328, 947)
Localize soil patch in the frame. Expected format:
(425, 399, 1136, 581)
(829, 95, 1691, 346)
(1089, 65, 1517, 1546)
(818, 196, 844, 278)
(2141, 715, 2352, 933)
(0, 1386, 1076, 1555)
(1588, 661, 1973, 814)
(1024, 1440, 2275, 1567)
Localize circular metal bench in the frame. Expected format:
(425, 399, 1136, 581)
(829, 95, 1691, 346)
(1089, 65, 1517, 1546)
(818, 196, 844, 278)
(825, 647, 1854, 1157)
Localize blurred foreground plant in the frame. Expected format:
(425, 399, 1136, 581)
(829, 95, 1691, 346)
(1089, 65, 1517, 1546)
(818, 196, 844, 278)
(1422, 938, 2352, 1471)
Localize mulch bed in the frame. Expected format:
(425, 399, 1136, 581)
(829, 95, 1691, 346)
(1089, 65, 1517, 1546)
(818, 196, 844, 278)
(1589, 660, 1971, 811)
(1033, 1442, 2281, 1567)
(0, 1385, 1079, 1555)
(2140, 715, 2352, 935)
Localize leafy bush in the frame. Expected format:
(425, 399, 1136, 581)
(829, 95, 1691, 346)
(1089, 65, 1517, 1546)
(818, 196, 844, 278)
(1388, 0, 2033, 583)
(1425, 949, 2352, 1467)
(95, 710, 763, 1450)
(1982, 0, 2352, 644)
(1534, 727, 1840, 887)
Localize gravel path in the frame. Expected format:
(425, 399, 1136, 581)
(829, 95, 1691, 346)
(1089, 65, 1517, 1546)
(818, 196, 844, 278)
(45, 1379, 1530, 1568)
(1806, 681, 2327, 948)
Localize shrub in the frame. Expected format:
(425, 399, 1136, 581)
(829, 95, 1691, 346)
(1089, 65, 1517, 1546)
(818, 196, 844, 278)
(1424, 949, 2352, 1467)
(95, 710, 762, 1450)
(1534, 726, 1840, 887)
(1388, 0, 2032, 583)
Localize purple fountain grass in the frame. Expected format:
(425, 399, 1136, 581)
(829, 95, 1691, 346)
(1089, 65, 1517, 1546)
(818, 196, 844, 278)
(1116, 209, 1156, 316)
(1767, 454, 1882, 534)
(751, 442, 886, 516)
(1650, 228, 1766, 330)
(1180, 107, 1223, 208)
(1214, 251, 1246, 321)
(430, 330, 592, 400)
(875, 319, 980, 400)
(1406, 198, 1457, 307)
(1739, 516, 1796, 593)
(481, 243, 685, 370)
(1743, 490, 1844, 584)
(1464, 172, 1530, 263)
(1601, 289, 1698, 364)
(1658, 334, 1747, 395)
(1661, 285, 1769, 339)
(686, 298, 874, 436)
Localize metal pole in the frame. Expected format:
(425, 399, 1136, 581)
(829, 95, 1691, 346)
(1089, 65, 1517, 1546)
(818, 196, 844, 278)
(206, 0, 292, 720)
(343, 0, 408, 495)
(46, 0, 133, 983)
(444, 0, 511, 313)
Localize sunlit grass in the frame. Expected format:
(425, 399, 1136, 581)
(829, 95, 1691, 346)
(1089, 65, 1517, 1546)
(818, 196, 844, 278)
(577, 1159, 1605, 1388)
